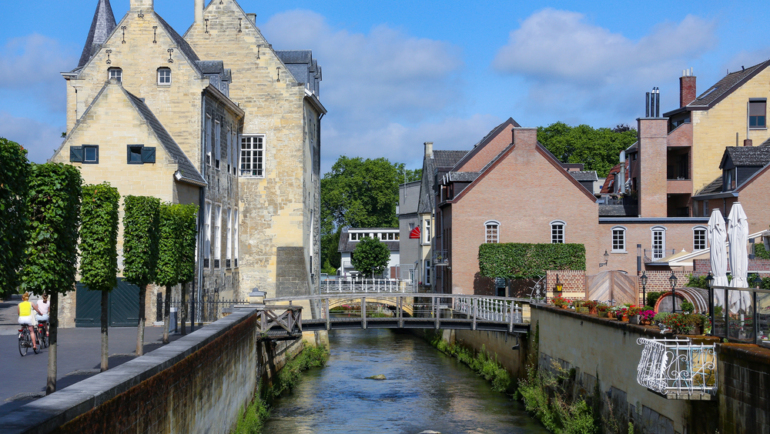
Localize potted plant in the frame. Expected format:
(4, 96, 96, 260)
(596, 304, 610, 318)
(584, 300, 598, 314)
(639, 309, 655, 326)
(552, 295, 569, 309)
(681, 301, 695, 315)
(627, 306, 641, 324)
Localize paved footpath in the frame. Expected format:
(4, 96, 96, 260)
(0, 295, 186, 418)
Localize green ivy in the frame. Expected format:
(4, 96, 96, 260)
(479, 243, 586, 279)
(122, 196, 161, 288)
(0, 138, 30, 297)
(79, 183, 120, 293)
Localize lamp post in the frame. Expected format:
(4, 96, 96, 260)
(706, 272, 714, 335)
(640, 271, 648, 307)
(669, 271, 678, 313)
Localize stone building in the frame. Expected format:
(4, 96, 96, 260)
(49, 0, 323, 325)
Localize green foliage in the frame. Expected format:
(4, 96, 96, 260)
(321, 230, 341, 270)
(321, 259, 337, 275)
(122, 196, 161, 288)
(233, 396, 269, 434)
(266, 343, 329, 401)
(177, 204, 199, 284)
(20, 163, 82, 295)
(351, 236, 391, 278)
(156, 203, 182, 287)
(478, 243, 586, 279)
(537, 122, 638, 177)
(646, 291, 663, 307)
(430, 336, 512, 393)
(755, 241, 770, 259)
(680, 301, 694, 314)
(321, 156, 411, 234)
(79, 183, 120, 293)
(685, 275, 709, 290)
(0, 138, 30, 297)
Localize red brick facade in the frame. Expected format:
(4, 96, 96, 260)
(546, 270, 586, 299)
(692, 258, 770, 276)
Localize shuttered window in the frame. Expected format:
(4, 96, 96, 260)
(750, 100, 766, 128)
(127, 145, 155, 164)
(70, 146, 83, 162)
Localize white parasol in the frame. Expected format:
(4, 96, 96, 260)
(727, 203, 751, 314)
(708, 209, 729, 308)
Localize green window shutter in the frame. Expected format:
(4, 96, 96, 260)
(70, 146, 83, 162)
(141, 147, 156, 163)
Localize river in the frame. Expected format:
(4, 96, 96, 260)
(263, 329, 548, 433)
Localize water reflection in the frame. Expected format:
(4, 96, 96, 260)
(263, 329, 547, 433)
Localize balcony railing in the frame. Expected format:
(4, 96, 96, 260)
(636, 338, 717, 399)
(710, 285, 770, 345)
(433, 250, 450, 266)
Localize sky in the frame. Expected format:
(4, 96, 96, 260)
(2, 0, 770, 172)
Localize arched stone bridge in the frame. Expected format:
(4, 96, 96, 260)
(252, 293, 530, 341)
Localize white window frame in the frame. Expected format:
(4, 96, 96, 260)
(611, 226, 626, 253)
(214, 120, 221, 170)
(551, 220, 566, 244)
(424, 219, 431, 244)
(205, 115, 212, 167)
(214, 203, 222, 268)
(425, 259, 431, 285)
(157, 68, 171, 85)
(693, 226, 707, 251)
(108, 68, 122, 82)
(485, 220, 500, 244)
(233, 209, 239, 267)
(204, 201, 212, 265)
(651, 226, 667, 260)
(240, 134, 265, 178)
(226, 207, 232, 263)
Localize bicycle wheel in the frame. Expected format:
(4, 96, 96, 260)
(19, 331, 28, 357)
(41, 329, 48, 348)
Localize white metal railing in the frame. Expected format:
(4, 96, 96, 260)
(321, 278, 415, 294)
(636, 338, 717, 398)
(454, 297, 522, 323)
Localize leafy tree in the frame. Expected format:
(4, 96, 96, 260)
(122, 196, 160, 356)
(156, 203, 181, 344)
(0, 138, 30, 298)
(21, 163, 82, 394)
(176, 204, 198, 335)
(351, 237, 391, 278)
(321, 230, 341, 271)
(80, 183, 120, 371)
(537, 122, 637, 177)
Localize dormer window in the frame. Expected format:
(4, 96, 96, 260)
(749, 99, 766, 129)
(725, 167, 736, 191)
(108, 68, 122, 83)
(157, 68, 171, 85)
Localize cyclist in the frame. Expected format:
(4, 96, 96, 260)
(18, 293, 41, 351)
(36, 294, 50, 337)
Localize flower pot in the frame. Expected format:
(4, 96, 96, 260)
(629, 315, 640, 325)
(641, 319, 651, 326)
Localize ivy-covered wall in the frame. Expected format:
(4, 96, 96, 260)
(479, 243, 586, 279)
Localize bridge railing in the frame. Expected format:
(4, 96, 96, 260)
(321, 278, 415, 294)
(453, 297, 523, 323)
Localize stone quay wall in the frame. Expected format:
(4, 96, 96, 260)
(0, 307, 303, 434)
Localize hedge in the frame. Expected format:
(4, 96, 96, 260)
(0, 138, 30, 297)
(478, 243, 586, 279)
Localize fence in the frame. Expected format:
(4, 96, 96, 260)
(710, 285, 770, 345)
(454, 297, 523, 323)
(166, 296, 246, 325)
(321, 278, 414, 294)
(636, 337, 717, 399)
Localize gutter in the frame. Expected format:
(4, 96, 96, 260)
(691, 191, 739, 200)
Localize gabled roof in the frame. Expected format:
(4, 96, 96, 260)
(720, 144, 770, 168)
(417, 155, 435, 214)
(451, 117, 520, 171)
(433, 150, 468, 168)
(78, 0, 117, 68)
(155, 13, 201, 74)
(570, 171, 599, 182)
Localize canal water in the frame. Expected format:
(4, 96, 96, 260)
(263, 329, 547, 433)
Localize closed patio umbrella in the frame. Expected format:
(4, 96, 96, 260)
(727, 203, 751, 314)
(708, 209, 728, 308)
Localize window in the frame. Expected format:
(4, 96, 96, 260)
(126, 145, 155, 164)
(157, 68, 171, 85)
(425, 260, 431, 285)
(226, 128, 231, 172)
(551, 221, 565, 244)
(612, 226, 626, 252)
(693, 227, 707, 251)
(215, 121, 221, 169)
(651, 226, 666, 260)
(205, 115, 212, 166)
(424, 219, 431, 243)
(231, 131, 238, 175)
(409, 223, 415, 231)
(214, 204, 222, 268)
(204, 201, 212, 268)
(704, 200, 709, 216)
(485, 220, 500, 244)
(108, 68, 122, 82)
(70, 145, 98, 163)
(226, 208, 232, 268)
(240, 135, 264, 177)
(233, 209, 239, 267)
(749, 100, 766, 129)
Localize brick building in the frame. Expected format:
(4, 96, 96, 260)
(49, 0, 324, 325)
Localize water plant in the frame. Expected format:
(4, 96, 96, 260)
(430, 336, 512, 393)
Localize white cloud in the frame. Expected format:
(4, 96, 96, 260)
(0, 111, 65, 163)
(493, 9, 717, 123)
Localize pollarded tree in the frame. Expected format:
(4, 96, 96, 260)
(157, 203, 181, 344)
(122, 196, 160, 355)
(0, 138, 30, 298)
(21, 163, 82, 394)
(177, 203, 198, 335)
(351, 236, 391, 278)
(79, 183, 120, 372)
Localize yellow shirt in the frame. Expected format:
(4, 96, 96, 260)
(19, 301, 32, 317)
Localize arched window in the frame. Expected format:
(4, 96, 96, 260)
(611, 226, 626, 252)
(108, 67, 122, 83)
(693, 226, 707, 251)
(157, 67, 171, 85)
(485, 220, 500, 244)
(651, 226, 667, 260)
(550, 220, 565, 244)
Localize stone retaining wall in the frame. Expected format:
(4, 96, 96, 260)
(717, 344, 770, 434)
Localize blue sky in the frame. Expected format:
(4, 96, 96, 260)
(2, 0, 769, 172)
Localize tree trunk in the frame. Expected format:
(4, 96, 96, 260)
(180, 282, 187, 336)
(46, 292, 58, 395)
(101, 290, 109, 372)
(136, 284, 146, 356)
(162, 285, 171, 344)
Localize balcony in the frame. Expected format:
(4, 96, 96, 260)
(667, 179, 692, 194)
(433, 250, 450, 267)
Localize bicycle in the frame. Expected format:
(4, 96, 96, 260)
(18, 326, 38, 356)
(37, 321, 49, 349)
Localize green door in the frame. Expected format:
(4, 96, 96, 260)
(75, 278, 140, 327)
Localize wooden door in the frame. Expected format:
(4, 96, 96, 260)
(586, 271, 638, 305)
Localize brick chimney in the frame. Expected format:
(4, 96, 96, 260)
(512, 127, 537, 150)
(679, 68, 696, 107)
(744, 139, 753, 147)
(195, 0, 204, 25)
(424, 142, 433, 158)
(130, 0, 153, 10)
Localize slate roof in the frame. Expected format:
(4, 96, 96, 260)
(721, 144, 770, 168)
(433, 150, 468, 168)
(416, 150, 468, 214)
(697, 176, 723, 195)
(570, 171, 599, 182)
(78, 0, 117, 68)
(337, 231, 399, 253)
(123, 89, 205, 186)
(275, 50, 322, 95)
(444, 172, 479, 182)
(155, 14, 201, 72)
(626, 142, 638, 152)
(688, 61, 770, 108)
(195, 60, 225, 74)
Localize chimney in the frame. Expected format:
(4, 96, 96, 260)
(424, 142, 433, 158)
(247, 13, 257, 23)
(195, 0, 204, 25)
(130, 0, 153, 10)
(512, 127, 537, 150)
(744, 139, 753, 147)
(679, 68, 696, 107)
